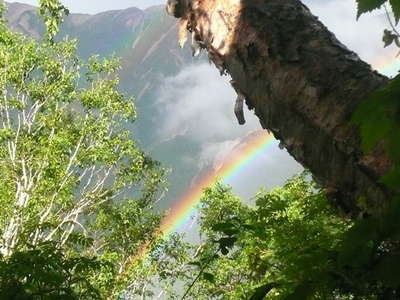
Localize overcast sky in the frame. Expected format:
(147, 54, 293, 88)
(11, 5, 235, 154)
(9, 0, 164, 13)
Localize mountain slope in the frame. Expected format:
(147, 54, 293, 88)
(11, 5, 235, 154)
(4, 2, 301, 212)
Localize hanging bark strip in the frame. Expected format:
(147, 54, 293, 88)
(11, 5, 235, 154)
(166, 0, 393, 216)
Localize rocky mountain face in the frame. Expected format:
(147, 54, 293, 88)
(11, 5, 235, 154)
(5, 2, 196, 97)
(5, 2, 206, 208)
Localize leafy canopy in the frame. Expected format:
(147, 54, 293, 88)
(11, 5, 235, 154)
(39, 0, 69, 40)
(0, 1, 188, 298)
(182, 173, 400, 299)
(182, 174, 352, 299)
(357, 0, 400, 22)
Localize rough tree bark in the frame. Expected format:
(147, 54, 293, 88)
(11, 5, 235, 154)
(168, 0, 394, 216)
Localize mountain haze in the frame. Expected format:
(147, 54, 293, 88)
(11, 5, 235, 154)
(6, 2, 196, 95)
(5, 2, 301, 213)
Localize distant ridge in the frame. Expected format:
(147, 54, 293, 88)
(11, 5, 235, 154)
(5, 1, 197, 96)
(3, 1, 204, 202)
(2, 1, 300, 217)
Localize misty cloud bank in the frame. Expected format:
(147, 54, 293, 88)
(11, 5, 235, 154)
(155, 63, 261, 167)
(154, 63, 302, 198)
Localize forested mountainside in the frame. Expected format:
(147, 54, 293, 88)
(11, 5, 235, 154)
(5, 2, 301, 210)
(6, 2, 195, 97)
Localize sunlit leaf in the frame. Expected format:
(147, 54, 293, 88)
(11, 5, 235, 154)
(356, 0, 386, 18)
(249, 283, 275, 300)
(202, 272, 215, 283)
(389, 0, 400, 23)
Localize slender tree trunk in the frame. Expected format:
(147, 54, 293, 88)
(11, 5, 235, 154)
(170, 0, 393, 216)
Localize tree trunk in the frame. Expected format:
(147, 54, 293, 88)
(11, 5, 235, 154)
(170, 0, 393, 216)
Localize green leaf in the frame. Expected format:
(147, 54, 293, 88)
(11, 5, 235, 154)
(220, 247, 229, 256)
(352, 74, 400, 191)
(374, 253, 400, 287)
(211, 222, 239, 236)
(381, 166, 400, 191)
(188, 261, 202, 267)
(218, 237, 237, 249)
(202, 272, 215, 283)
(338, 219, 377, 267)
(283, 282, 313, 300)
(356, 0, 386, 18)
(383, 29, 398, 47)
(249, 283, 275, 300)
(390, 0, 400, 24)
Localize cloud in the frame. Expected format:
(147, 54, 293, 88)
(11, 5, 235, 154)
(154, 63, 265, 170)
(227, 146, 303, 199)
(155, 63, 261, 144)
(304, 0, 399, 75)
(10, 0, 165, 14)
(199, 139, 241, 170)
(154, 62, 302, 193)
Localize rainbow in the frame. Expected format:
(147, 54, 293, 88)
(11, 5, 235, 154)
(374, 56, 400, 76)
(131, 51, 400, 263)
(159, 130, 276, 238)
(157, 53, 400, 241)
(131, 130, 276, 262)
(372, 49, 400, 77)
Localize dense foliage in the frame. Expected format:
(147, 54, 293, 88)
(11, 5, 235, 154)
(181, 175, 349, 299)
(0, 1, 188, 298)
(180, 173, 400, 299)
(356, 0, 400, 21)
(0, 242, 106, 299)
(355, 0, 400, 192)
